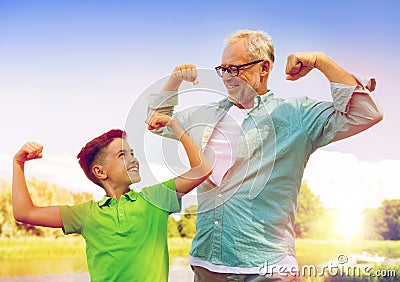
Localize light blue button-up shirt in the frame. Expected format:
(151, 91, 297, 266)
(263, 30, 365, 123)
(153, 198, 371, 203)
(147, 74, 382, 268)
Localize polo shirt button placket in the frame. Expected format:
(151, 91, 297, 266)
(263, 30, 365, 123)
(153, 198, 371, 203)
(117, 201, 126, 225)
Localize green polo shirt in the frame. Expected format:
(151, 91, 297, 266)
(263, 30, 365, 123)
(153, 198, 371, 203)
(60, 179, 180, 282)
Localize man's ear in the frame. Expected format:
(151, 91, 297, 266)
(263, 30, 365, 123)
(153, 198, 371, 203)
(260, 60, 270, 77)
(93, 165, 107, 180)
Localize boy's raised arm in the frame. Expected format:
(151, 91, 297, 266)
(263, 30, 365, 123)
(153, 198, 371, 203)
(146, 112, 212, 194)
(12, 142, 63, 228)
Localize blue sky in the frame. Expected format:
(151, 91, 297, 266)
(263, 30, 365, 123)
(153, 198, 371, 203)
(1, 1, 399, 207)
(1, 0, 399, 160)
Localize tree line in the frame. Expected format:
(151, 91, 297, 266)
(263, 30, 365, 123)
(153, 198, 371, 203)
(1, 178, 399, 240)
(0, 178, 93, 238)
(294, 183, 400, 240)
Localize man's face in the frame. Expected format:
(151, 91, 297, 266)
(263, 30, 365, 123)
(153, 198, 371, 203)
(102, 138, 141, 186)
(220, 39, 261, 108)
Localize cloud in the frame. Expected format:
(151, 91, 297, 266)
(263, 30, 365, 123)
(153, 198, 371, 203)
(303, 149, 400, 212)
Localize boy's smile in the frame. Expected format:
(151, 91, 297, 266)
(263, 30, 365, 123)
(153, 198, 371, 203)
(102, 138, 141, 187)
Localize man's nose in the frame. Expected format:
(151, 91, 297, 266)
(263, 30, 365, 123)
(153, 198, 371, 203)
(222, 71, 232, 82)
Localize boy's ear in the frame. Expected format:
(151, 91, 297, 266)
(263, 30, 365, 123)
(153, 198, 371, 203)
(93, 165, 107, 180)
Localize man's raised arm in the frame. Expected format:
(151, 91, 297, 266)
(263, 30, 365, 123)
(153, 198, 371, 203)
(285, 52, 383, 142)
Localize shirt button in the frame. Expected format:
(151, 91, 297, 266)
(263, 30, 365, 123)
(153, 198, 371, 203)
(217, 193, 222, 198)
(215, 221, 219, 225)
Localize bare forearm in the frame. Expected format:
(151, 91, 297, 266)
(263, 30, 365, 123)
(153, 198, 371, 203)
(162, 76, 183, 92)
(12, 160, 34, 221)
(169, 120, 212, 194)
(315, 53, 358, 86)
(161, 64, 198, 91)
(169, 121, 204, 168)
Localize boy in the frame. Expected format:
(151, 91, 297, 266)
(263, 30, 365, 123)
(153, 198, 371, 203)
(12, 112, 212, 282)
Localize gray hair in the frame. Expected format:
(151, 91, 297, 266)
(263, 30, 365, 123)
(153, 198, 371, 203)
(224, 29, 275, 70)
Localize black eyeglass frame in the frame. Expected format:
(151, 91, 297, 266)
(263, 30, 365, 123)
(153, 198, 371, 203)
(215, 59, 264, 77)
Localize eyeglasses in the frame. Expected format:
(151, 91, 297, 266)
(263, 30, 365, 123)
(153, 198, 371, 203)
(215, 59, 264, 77)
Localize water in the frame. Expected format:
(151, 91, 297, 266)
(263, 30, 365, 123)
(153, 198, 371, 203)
(0, 258, 87, 277)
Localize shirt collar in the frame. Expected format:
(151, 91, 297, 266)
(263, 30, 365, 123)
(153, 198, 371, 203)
(218, 91, 274, 111)
(218, 98, 234, 110)
(98, 189, 138, 207)
(254, 90, 274, 109)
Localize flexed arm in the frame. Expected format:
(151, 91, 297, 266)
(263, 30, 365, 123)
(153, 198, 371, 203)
(285, 52, 383, 142)
(147, 64, 200, 141)
(162, 64, 199, 92)
(146, 112, 212, 194)
(286, 52, 359, 86)
(12, 142, 63, 228)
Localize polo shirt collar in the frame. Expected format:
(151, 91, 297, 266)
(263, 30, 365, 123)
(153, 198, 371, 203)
(98, 189, 139, 207)
(124, 189, 139, 201)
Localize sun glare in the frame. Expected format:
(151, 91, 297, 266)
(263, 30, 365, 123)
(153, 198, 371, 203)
(335, 208, 362, 240)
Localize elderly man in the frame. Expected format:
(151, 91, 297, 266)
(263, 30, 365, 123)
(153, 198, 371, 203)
(148, 29, 383, 281)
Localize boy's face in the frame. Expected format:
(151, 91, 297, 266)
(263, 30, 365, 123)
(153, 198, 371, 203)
(101, 138, 141, 186)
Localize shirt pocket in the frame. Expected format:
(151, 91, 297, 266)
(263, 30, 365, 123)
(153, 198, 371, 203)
(237, 126, 271, 161)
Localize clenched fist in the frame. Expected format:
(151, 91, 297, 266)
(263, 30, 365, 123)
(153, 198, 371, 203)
(172, 64, 199, 85)
(14, 142, 43, 164)
(146, 112, 174, 130)
(285, 52, 322, 81)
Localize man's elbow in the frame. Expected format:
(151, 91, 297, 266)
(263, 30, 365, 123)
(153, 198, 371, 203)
(374, 109, 384, 124)
(368, 108, 384, 127)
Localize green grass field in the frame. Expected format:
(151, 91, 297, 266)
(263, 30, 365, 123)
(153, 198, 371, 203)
(296, 238, 400, 265)
(0, 236, 86, 258)
(2, 237, 400, 261)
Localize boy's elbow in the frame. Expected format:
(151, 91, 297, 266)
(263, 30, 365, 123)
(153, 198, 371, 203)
(201, 160, 213, 179)
(13, 207, 33, 224)
(196, 167, 212, 183)
(13, 212, 27, 224)
(196, 166, 212, 184)
(205, 167, 213, 178)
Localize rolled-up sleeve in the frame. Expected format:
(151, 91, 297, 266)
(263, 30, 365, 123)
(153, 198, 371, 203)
(146, 91, 182, 139)
(330, 74, 383, 142)
(147, 91, 178, 112)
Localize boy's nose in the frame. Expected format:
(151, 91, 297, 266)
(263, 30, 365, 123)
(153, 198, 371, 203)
(129, 157, 138, 164)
